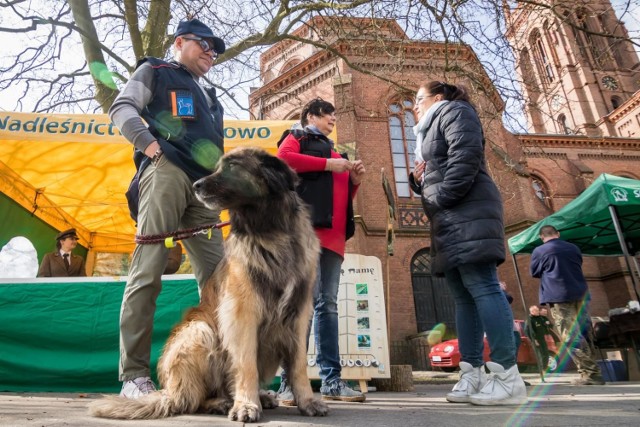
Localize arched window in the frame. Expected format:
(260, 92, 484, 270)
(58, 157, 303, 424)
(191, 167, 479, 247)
(542, 20, 559, 68)
(566, 10, 589, 64)
(388, 99, 417, 198)
(531, 175, 552, 209)
(574, 8, 611, 70)
(557, 114, 571, 134)
(530, 29, 554, 84)
(611, 96, 622, 110)
(280, 58, 301, 75)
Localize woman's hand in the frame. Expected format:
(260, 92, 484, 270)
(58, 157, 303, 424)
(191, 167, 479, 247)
(325, 158, 353, 173)
(350, 160, 366, 185)
(413, 161, 426, 183)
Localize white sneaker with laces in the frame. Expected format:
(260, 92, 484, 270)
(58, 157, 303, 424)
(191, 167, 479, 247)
(446, 361, 487, 403)
(119, 376, 157, 399)
(469, 362, 527, 406)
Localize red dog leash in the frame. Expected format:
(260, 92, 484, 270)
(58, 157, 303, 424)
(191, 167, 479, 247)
(135, 221, 230, 247)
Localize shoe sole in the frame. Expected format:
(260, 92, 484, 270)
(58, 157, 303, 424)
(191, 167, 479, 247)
(470, 397, 528, 406)
(279, 399, 297, 407)
(322, 395, 366, 402)
(446, 395, 471, 403)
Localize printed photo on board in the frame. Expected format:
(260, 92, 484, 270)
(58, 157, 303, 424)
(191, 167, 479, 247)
(357, 317, 370, 330)
(356, 283, 368, 295)
(357, 334, 371, 349)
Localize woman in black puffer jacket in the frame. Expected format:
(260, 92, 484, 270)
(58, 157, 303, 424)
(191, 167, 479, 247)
(409, 81, 526, 406)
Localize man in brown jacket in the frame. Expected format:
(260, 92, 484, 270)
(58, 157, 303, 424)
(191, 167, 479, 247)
(37, 228, 86, 277)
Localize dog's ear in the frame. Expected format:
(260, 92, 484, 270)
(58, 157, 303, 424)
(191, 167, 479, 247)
(261, 154, 298, 193)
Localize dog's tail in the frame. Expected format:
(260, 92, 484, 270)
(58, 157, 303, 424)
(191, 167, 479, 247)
(88, 391, 179, 419)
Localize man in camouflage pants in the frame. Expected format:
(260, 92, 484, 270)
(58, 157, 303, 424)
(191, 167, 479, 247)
(548, 300, 601, 381)
(530, 225, 604, 385)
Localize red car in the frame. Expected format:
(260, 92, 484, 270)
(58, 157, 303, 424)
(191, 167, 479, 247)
(429, 320, 557, 371)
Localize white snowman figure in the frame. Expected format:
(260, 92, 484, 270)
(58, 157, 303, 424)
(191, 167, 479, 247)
(0, 236, 39, 278)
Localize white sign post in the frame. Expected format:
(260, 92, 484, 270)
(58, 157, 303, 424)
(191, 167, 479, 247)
(307, 254, 390, 392)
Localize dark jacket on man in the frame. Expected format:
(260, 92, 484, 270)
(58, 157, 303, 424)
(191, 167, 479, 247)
(530, 237, 588, 304)
(409, 101, 505, 274)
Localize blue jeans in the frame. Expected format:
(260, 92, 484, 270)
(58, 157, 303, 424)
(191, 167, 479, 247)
(313, 249, 343, 385)
(444, 262, 516, 368)
(280, 249, 343, 386)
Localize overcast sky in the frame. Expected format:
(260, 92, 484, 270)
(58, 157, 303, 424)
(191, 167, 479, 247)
(0, 1, 638, 122)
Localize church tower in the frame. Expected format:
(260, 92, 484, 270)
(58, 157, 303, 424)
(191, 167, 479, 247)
(504, 0, 640, 136)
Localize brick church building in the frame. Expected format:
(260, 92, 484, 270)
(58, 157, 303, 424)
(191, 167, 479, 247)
(248, 1, 640, 344)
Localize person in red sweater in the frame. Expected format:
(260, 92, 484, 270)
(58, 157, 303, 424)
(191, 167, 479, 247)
(276, 98, 366, 404)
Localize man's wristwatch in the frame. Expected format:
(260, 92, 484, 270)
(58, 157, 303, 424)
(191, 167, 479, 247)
(151, 147, 164, 165)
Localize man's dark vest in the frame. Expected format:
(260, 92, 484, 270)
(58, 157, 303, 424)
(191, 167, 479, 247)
(140, 57, 224, 181)
(125, 57, 224, 222)
(277, 129, 355, 239)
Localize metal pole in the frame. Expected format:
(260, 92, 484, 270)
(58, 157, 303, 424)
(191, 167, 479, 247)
(631, 254, 640, 287)
(511, 254, 545, 381)
(608, 205, 640, 300)
(511, 254, 528, 312)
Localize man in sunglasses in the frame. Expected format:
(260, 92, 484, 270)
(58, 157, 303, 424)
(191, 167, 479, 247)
(108, 18, 226, 399)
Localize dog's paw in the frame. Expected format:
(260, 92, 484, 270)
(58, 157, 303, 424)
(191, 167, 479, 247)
(228, 401, 262, 423)
(259, 389, 279, 409)
(201, 397, 233, 415)
(297, 397, 329, 417)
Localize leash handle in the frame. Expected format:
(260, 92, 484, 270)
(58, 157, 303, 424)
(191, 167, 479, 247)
(135, 221, 230, 245)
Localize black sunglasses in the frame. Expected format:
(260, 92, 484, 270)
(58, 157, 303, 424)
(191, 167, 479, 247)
(181, 36, 218, 59)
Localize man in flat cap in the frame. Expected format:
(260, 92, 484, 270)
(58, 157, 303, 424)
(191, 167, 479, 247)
(37, 228, 87, 277)
(109, 18, 226, 399)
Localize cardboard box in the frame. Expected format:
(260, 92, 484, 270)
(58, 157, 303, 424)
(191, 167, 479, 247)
(606, 351, 623, 361)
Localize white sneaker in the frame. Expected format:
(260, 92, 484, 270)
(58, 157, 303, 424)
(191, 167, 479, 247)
(119, 376, 157, 399)
(470, 362, 527, 406)
(547, 357, 557, 371)
(446, 361, 487, 403)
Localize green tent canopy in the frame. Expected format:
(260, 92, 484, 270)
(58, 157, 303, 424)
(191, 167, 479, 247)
(507, 174, 640, 381)
(508, 174, 640, 256)
(508, 173, 640, 306)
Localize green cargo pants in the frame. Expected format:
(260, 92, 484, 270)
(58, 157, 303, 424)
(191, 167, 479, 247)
(549, 299, 603, 380)
(119, 155, 224, 381)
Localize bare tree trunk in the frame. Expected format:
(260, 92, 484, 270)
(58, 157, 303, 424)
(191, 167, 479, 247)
(143, 0, 172, 58)
(123, 0, 144, 60)
(68, 0, 118, 112)
(371, 365, 414, 392)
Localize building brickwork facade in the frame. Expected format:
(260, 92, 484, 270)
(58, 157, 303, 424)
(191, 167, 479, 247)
(249, 7, 640, 344)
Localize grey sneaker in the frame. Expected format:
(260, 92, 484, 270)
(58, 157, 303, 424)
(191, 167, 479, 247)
(276, 380, 296, 406)
(320, 380, 366, 402)
(120, 376, 156, 399)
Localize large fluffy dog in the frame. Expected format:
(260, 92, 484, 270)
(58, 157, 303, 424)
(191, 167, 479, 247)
(89, 147, 328, 422)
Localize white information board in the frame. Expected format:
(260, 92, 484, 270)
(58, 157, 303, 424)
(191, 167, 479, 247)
(307, 253, 390, 381)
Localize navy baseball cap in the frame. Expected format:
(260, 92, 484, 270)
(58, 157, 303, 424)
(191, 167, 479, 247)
(175, 19, 225, 54)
